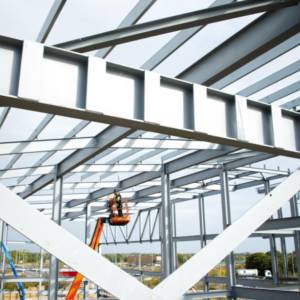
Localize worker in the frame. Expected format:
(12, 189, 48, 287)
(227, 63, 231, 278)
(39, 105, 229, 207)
(114, 189, 123, 217)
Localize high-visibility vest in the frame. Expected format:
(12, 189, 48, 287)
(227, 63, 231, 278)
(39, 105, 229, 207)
(115, 193, 122, 207)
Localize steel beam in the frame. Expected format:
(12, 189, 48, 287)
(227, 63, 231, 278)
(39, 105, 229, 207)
(178, 3, 300, 86)
(151, 169, 300, 300)
(0, 107, 10, 129)
(48, 167, 63, 300)
(260, 80, 300, 104)
(95, 0, 157, 58)
(281, 97, 300, 110)
(36, 0, 67, 43)
(0, 138, 223, 155)
(233, 286, 300, 300)
(161, 166, 173, 278)
(198, 195, 209, 295)
(238, 60, 300, 97)
(140, 0, 235, 71)
(212, 33, 300, 90)
(1, 38, 300, 158)
(0, 183, 166, 300)
(219, 168, 236, 295)
(290, 195, 300, 284)
(54, 0, 298, 53)
(18, 126, 134, 199)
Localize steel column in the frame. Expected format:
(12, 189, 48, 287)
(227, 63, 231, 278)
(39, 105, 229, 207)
(0, 220, 3, 274)
(0, 224, 8, 300)
(38, 248, 43, 300)
(265, 181, 279, 286)
(198, 195, 209, 297)
(172, 204, 178, 271)
(277, 208, 289, 277)
(84, 204, 92, 299)
(161, 165, 173, 278)
(290, 195, 300, 284)
(219, 168, 236, 295)
(48, 167, 63, 300)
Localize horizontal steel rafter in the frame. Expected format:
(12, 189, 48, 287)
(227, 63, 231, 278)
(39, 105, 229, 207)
(1, 36, 300, 158)
(141, 0, 235, 71)
(238, 60, 300, 97)
(54, 0, 298, 53)
(18, 126, 135, 199)
(0, 137, 223, 155)
(178, 2, 300, 86)
(36, 0, 67, 43)
(233, 286, 300, 300)
(281, 97, 300, 110)
(95, 0, 157, 58)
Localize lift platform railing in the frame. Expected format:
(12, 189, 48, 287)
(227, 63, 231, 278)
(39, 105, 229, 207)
(109, 196, 130, 226)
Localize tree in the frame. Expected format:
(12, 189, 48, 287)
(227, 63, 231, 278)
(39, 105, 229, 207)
(177, 253, 186, 266)
(287, 251, 298, 275)
(245, 252, 271, 276)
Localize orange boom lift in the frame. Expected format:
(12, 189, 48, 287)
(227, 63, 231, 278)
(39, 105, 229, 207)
(66, 195, 130, 299)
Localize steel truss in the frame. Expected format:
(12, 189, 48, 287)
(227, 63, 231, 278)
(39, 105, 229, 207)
(0, 1, 300, 300)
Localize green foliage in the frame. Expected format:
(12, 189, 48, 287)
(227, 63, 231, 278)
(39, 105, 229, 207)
(287, 251, 298, 275)
(143, 276, 161, 289)
(245, 252, 272, 276)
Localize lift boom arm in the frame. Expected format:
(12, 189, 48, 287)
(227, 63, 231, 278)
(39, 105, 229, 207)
(65, 218, 104, 299)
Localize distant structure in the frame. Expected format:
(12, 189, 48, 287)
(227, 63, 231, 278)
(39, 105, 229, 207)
(0, 1, 300, 300)
(128, 256, 161, 265)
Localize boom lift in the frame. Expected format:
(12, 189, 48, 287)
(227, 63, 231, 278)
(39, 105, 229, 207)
(66, 195, 130, 299)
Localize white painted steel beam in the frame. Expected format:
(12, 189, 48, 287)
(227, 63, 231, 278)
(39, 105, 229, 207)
(67, 148, 235, 209)
(18, 126, 134, 199)
(151, 169, 300, 300)
(140, 0, 235, 71)
(0, 138, 222, 155)
(238, 60, 300, 97)
(281, 97, 300, 110)
(36, 0, 67, 43)
(212, 33, 300, 90)
(54, 0, 298, 53)
(1, 38, 300, 159)
(260, 80, 300, 104)
(178, 3, 300, 86)
(95, 0, 157, 58)
(0, 183, 165, 300)
(0, 107, 10, 129)
(233, 286, 300, 300)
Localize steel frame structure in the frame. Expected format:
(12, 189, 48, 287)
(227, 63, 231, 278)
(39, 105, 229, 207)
(0, 0, 300, 299)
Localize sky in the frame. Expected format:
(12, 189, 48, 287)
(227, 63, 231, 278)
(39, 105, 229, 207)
(0, 0, 300, 258)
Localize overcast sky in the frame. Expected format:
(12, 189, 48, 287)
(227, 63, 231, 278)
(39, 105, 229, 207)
(0, 0, 299, 257)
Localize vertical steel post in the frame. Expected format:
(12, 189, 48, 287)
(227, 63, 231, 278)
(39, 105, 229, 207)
(264, 181, 279, 286)
(277, 208, 289, 277)
(38, 248, 43, 300)
(48, 166, 63, 300)
(0, 224, 8, 300)
(198, 195, 209, 295)
(290, 195, 300, 284)
(172, 203, 178, 270)
(161, 164, 173, 278)
(0, 220, 3, 275)
(219, 168, 236, 296)
(84, 204, 91, 299)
